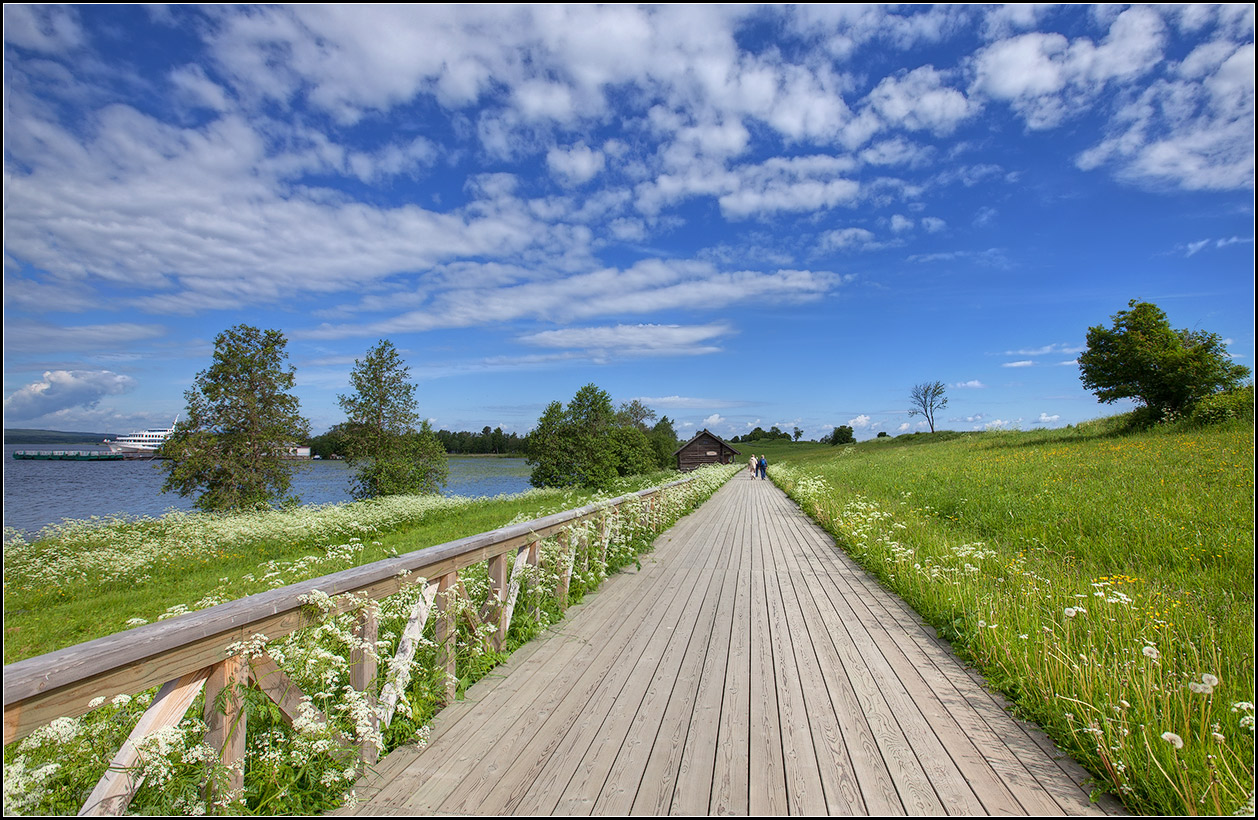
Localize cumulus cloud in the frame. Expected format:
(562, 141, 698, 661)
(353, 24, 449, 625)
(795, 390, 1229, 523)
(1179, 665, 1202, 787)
(954, 380, 986, 388)
(1035, 412, 1061, 424)
(546, 142, 606, 185)
(848, 414, 872, 428)
(703, 413, 725, 427)
(4, 370, 138, 421)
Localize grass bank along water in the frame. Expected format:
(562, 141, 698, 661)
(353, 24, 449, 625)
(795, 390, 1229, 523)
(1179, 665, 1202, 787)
(2, 464, 741, 815)
(770, 416, 1254, 816)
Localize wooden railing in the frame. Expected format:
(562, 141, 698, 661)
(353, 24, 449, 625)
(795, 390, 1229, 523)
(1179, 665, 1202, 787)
(3, 474, 708, 816)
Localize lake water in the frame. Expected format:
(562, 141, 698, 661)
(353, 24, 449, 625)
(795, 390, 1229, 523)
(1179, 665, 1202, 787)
(2, 445, 533, 538)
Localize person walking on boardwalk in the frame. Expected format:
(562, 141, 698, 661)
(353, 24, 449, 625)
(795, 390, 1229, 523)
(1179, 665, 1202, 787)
(748, 454, 757, 478)
(757, 454, 767, 479)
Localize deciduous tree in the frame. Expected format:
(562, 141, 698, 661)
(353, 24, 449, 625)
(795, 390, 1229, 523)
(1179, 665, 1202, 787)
(1078, 300, 1250, 419)
(161, 325, 310, 512)
(338, 339, 448, 499)
(527, 384, 666, 489)
(908, 381, 948, 433)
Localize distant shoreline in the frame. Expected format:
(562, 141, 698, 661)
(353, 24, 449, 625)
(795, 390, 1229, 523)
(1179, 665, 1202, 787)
(3, 430, 115, 445)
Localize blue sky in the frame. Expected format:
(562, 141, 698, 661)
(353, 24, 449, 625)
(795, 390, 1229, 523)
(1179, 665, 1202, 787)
(3, 5, 1254, 442)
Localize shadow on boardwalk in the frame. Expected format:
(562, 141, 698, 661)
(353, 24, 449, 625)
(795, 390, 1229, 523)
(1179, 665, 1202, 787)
(335, 474, 1125, 816)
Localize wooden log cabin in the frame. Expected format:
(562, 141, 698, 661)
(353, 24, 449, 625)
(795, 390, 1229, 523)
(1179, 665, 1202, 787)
(673, 429, 741, 472)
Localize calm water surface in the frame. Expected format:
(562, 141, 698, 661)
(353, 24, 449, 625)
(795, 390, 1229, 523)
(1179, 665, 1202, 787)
(2, 445, 532, 538)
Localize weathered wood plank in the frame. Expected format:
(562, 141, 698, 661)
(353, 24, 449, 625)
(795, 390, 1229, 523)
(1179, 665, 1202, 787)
(79, 667, 211, 816)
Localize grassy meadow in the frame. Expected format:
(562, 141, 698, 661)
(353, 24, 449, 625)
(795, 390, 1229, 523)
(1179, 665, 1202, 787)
(770, 415, 1254, 815)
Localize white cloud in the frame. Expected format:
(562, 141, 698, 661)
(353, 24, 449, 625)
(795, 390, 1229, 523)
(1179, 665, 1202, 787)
(889, 214, 914, 233)
(4, 370, 138, 421)
(517, 322, 731, 356)
(863, 66, 978, 137)
(1004, 342, 1086, 356)
(848, 414, 872, 428)
(821, 227, 882, 252)
(1002, 360, 1035, 368)
(307, 260, 839, 339)
(972, 7, 1167, 129)
(921, 216, 947, 233)
(703, 413, 725, 427)
(954, 380, 986, 389)
(546, 142, 606, 185)
(1035, 412, 1061, 424)
(2, 5, 86, 53)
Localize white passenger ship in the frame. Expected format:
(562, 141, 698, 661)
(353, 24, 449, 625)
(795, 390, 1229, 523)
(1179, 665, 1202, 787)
(104, 418, 177, 454)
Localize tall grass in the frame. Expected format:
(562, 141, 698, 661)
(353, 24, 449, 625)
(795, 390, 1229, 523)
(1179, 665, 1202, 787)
(771, 417, 1254, 815)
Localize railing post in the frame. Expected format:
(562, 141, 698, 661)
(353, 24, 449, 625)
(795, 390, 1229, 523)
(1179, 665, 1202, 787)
(486, 553, 508, 652)
(555, 531, 573, 612)
(204, 655, 247, 801)
(350, 604, 379, 765)
(434, 572, 458, 705)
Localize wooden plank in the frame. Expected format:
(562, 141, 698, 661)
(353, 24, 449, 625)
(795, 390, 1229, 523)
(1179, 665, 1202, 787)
(433, 573, 457, 706)
(617, 488, 742, 815)
(379, 581, 439, 728)
(748, 484, 787, 815)
(79, 667, 211, 816)
(203, 655, 247, 797)
(711, 481, 754, 815)
(350, 606, 380, 765)
(436, 521, 714, 815)
(382, 555, 701, 813)
(666, 481, 746, 815)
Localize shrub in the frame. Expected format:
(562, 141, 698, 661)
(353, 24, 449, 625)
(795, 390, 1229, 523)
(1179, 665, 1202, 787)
(1190, 385, 1255, 426)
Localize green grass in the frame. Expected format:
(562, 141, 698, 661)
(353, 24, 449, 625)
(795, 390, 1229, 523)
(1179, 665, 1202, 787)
(2, 469, 681, 663)
(770, 415, 1254, 815)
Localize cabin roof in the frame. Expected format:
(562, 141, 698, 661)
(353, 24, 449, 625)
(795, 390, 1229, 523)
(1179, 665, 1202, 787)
(672, 428, 741, 457)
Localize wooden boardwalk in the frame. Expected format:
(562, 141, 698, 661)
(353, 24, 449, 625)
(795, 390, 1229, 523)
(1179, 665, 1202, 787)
(337, 475, 1122, 816)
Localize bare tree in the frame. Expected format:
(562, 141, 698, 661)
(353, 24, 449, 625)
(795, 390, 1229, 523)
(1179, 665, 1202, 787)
(908, 381, 948, 433)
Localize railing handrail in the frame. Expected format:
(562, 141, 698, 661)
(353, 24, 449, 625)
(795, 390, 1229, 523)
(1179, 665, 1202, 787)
(3, 476, 694, 744)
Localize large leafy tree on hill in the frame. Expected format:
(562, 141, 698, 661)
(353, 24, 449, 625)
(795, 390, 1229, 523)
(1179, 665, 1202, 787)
(338, 339, 448, 499)
(161, 325, 310, 512)
(1078, 300, 1250, 419)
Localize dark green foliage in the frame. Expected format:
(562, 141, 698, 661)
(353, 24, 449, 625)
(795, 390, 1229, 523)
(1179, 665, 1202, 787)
(1189, 385, 1254, 426)
(161, 325, 310, 512)
(734, 425, 792, 444)
(433, 427, 526, 454)
(648, 415, 680, 469)
(1078, 300, 1250, 418)
(526, 384, 670, 489)
(827, 425, 855, 445)
(338, 340, 448, 499)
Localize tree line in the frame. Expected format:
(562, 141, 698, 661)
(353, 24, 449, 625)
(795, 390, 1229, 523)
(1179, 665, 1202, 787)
(159, 326, 682, 513)
(308, 425, 527, 458)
